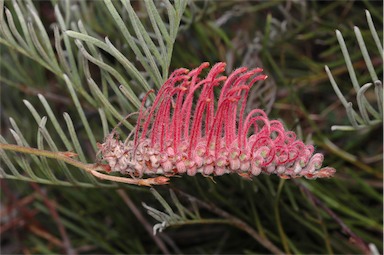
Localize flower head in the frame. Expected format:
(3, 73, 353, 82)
(98, 62, 335, 180)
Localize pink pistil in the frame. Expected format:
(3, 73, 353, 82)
(98, 62, 335, 180)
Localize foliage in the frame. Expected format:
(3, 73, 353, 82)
(0, 0, 187, 187)
(0, 0, 382, 254)
(325, 10, 382, 131)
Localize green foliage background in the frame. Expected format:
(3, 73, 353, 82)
(0, 0, 382, 254)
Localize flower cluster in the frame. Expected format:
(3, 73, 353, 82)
(98, 62, 335, 180)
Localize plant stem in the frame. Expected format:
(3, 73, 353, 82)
(275, 179, 290, 253)
(31, 183, 76, 255)
(117, 189, 170, 254)
(295, 180, 371, 254)
(173, 188, 285, 254)
(0, 143, 95, 171)
(0, 143, 169, 186)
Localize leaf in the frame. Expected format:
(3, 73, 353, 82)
(326, 10, 383, 131)
(0, 0, 187, 186)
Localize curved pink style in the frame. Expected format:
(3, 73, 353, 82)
(98, 62, 335, 180)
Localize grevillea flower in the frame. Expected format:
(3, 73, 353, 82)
(98, 62, 335, 180)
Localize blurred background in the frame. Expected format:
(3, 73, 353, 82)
(0, 0, 382, 254)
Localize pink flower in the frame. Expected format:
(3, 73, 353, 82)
(98, 62, 335, 180)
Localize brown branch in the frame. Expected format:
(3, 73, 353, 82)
(0, 210, 39, 235)
(91, 170, 169, 186)
(172, 188, 285, 254)
(31, 182, 76, 255)
(0, 193, 36, 218)
(294, 180, 371, 254)
(117, 189, 170, 254)
(28, 225, 64, 248)
(0, 143, 169, 186)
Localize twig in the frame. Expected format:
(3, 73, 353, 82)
(0, 143, 92, 168)
(0, 191, 38, 236)
(0, 193, 36, 218)
(30, 182, 76, 255)
(295, 180, 371, 254)
(0, 143, 169, 186)
(91, 170, 169, 186)
(28, 225, 64, 248)
(172, 188, 285, 254)
(0, 210, 39, 235)
(117, 189, 170, 254)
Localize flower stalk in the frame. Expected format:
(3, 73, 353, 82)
(0, 143, 169, 186)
